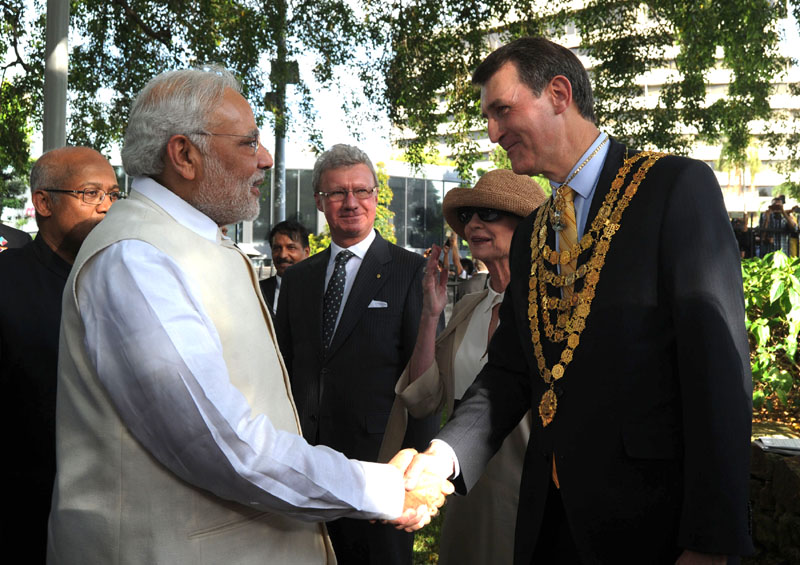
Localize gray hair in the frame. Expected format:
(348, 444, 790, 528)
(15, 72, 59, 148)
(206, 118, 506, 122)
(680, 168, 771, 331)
(30, 152, 66, 194)
(30, 151, 64, 215)
(30, 146, 102, 202)
(312, 144, 378, 192)
(121, 65, 241, 177)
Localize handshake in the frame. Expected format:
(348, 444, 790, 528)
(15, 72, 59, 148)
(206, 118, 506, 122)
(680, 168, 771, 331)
(385, 446, 456, 532)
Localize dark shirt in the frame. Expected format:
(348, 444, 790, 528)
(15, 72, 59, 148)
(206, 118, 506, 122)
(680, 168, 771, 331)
(0, 236, 71, 559)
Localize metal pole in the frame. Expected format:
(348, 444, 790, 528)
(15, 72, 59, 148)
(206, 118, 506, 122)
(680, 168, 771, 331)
(43, 0, 69, 152)
(274, 128, 286, 223)
(273, 0, 287, 223)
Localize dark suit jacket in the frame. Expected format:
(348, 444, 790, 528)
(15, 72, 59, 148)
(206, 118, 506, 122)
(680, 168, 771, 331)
(276, 230, 439, 462)
(438, 139, 754, 563)
(259, 275, 278, 318)
(0, 223, 32, 251)
(0, 236, 71, 559)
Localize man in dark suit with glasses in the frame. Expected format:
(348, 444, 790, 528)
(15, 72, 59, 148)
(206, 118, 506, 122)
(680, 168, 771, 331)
(276, 143, 443, 565)
(0, 146, 119, 561)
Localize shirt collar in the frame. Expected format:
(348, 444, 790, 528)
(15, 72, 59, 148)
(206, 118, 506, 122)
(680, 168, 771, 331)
(482, 279, 505, 313)
(330, 228, 376, 261)
(131, 177, 221, 244)
(551, 132, 610, 200)
(31, 232, 72, 280)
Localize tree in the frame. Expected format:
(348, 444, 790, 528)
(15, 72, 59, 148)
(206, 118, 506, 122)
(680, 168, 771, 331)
(1, 2, 44, 180)
(374, 161, 397, 244)
(767, 0, 800, 182)
(366, 0, 794, 180)
(0, 174, 29, 217)
(1, 0, 378, 172)
(480, 146, 551, 196)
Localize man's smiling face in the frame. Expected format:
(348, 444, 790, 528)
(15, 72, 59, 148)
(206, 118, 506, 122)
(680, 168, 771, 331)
(480, 61, 560, 178)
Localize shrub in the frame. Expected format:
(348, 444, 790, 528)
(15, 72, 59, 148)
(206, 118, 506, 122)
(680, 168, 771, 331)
(742, 251, 800, 408)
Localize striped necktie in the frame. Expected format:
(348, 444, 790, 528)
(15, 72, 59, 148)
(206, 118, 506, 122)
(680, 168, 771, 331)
(558, 186, 578, 298)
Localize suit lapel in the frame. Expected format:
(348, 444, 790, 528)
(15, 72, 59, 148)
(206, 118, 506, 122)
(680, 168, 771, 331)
(310, 248, 331, 353)
(585, 138, 627, 230)
(569, 138, 627, 273)
(326, 232, 390, 357)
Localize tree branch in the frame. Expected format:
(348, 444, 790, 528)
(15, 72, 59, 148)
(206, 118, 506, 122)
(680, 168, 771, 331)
(1, 1, 32, 73)
(109, 0, 172, 48)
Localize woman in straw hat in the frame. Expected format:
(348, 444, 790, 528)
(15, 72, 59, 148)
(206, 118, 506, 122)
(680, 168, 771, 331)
(379, 169, 547, 565)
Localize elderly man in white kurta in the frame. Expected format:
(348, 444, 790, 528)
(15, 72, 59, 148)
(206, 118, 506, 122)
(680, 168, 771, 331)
(47, 66, 449, 564)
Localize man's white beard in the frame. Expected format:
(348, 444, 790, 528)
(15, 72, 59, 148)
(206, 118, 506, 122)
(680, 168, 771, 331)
(191, 153, 261, 226)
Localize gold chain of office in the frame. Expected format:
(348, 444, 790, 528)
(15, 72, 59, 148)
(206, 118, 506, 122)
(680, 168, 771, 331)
(528, 150, 666, 427)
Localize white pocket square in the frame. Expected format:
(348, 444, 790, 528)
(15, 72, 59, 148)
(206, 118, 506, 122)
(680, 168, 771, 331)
(368, 300, 388, 308)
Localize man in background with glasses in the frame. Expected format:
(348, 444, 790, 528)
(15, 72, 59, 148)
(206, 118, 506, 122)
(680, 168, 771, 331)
(48, 69, 450, 564)
(0, 145, 119, 561)
(275, 144, 443, 565)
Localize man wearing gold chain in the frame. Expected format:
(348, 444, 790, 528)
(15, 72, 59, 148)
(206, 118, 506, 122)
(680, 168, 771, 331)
(396, 37, 753, 564)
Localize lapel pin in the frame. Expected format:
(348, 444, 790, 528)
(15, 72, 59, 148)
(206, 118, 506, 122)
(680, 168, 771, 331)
(377, 273, 381, 279)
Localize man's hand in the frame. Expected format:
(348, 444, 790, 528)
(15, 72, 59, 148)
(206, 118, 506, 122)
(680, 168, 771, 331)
(401, 444, 455, 490)
(387, 448, 455, 532)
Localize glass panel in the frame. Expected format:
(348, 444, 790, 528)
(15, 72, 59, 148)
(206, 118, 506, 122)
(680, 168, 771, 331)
(286, 169, 299, 221)
(298, 169, 316, 232)
(442, 181, 467, 251)
(388, 176, 406, 247)
(406, 177, 427, 250)
(425, 179, 446, 248)
(252, 174, 273, 244)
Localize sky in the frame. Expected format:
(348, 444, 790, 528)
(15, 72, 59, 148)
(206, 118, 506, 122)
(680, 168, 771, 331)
(279, 54, 396, 167)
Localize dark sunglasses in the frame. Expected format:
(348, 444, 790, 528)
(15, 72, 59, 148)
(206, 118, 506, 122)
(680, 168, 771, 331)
(457, 207, 505, 224)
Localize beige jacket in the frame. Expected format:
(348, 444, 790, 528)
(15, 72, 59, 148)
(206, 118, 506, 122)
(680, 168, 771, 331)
(378, 287, 530, 565)
(48, 191, 334, 564)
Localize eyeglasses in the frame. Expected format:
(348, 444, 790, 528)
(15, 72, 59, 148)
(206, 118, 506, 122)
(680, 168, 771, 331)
(316, 187, 378, 202)
(457, 207, 505, 224)
(43, 187, 125, 205)
(192, 131, 261, 155)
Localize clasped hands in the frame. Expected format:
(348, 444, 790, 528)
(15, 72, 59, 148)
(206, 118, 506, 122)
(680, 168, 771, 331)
(386, 447, 455, 532)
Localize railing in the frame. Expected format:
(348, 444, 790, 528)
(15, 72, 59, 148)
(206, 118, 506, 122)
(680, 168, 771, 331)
(734, 228, 799, 258)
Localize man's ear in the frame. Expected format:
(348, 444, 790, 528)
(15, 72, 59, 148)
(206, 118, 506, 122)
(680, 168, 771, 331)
(165, 134, 202, 181)
(32, 190, 55, 218)
(548, 75, 573, 116)
(314, 193, 325, 213)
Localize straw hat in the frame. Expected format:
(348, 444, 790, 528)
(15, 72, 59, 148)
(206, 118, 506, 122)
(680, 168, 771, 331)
(443, 169, 548, 238)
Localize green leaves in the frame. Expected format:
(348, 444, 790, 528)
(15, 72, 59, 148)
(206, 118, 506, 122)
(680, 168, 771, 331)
(742, 250, 800, 407)
(1, 0, 378, 171)
(370, 0, 794, 177)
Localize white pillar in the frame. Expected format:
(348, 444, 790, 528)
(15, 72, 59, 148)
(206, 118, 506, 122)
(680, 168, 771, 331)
(43, 0, 69, 152)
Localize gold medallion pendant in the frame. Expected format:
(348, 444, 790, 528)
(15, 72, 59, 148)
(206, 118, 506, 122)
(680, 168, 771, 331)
(539, 387, 558, 427)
